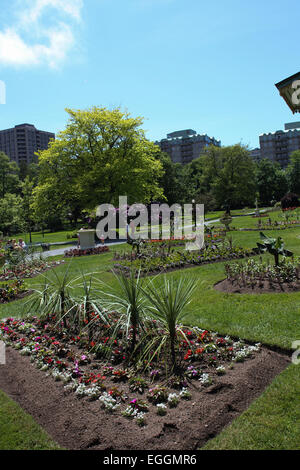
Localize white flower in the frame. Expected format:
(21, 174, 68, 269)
(179, 388, 191, 400)
(84, 386, 102, 400)
(135, 412, 146, 426)
(122, 406, 137, 418)
(156, 403, 167, 415)
(216, 365, 226, 375)
(199, 373, 212, 385)
(99, 392, 120, 412)
(20, 347, 31, 356)
(168, 392, 179, 407)
(64, 380, 78, 392)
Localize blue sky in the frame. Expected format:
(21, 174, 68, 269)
(0, 0, 299, 149)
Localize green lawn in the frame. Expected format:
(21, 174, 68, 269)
(9, 206, 264, 247)
(214, 209, 299, 230)
(203, 364, 300, 450)
(0, 390, 61, 450)
(0, 227, 299, 450)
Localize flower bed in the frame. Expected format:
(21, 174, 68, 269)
(64, 246, 109, 257)
(0, 279, 29, 303)
(238, 221, 300, 231)
(0, 315, 263, 429)
(215, 257, 300, 294)
(0, 259, 64, 282)
(142, 234, 225, 247)
(114, 243, 255, 276)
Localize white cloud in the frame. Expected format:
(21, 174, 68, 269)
(0, 0, 83, 68)
(18, 0, 83, 25)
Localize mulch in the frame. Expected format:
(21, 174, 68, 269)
(215, 278, 300, 294)
(0, 345, 289, 450)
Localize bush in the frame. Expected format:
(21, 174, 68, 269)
(281, 193, 300, 210)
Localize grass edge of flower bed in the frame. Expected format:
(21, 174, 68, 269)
(0, 389, 62, 450)
(201, 363, 300, 450)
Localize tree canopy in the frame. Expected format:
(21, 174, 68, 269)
(256, 159, 288, 206)
(286, 150, 300, 196)
(34, 107, 164, 222)
(197, 144, 257, 209)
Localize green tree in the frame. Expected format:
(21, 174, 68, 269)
(22, 177, 36, 243)
(0, 152, 20, 198)
(256, 159, 288, 206)
(287, 151, 300, 196)
(0, 194, 24, 235)
(19, 161, 39, 183)
(34, 107, 164, 220)
(199, 144, 257, 209)
(157, 153, 185, 205)
(32, 183, 66, 232)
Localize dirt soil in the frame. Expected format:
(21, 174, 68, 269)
(0, 346, 289, 450)
(215, 278, 300, 294)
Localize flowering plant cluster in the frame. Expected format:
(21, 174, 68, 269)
(0, 278, 26, 303)
(225, 257, 300, 287)
(0, 316, 261, 428)
(114, 243, 255, 276)
(64, 246, 109, 258)
(0, 259, 64, 282)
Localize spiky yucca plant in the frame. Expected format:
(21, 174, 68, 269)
(142, 275, 198, 370)
(97, 268, 148, 356)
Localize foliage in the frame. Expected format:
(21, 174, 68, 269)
(141, 275, 198, 369)
(0, 252, 62, 282)
(96, 268, 148, 354)
(23, 264, 76, 327)
(253, 232, 293, 266)
(198, 144, 257, 210)
(0, 194, 25, 235)
(33, 107, 164, 220)
(280, 192, 300, 210)
(256, 159, 288, 206)
(21, 177, 36, 242)
(64, 246, 109, 257)
(286, 150, 300, 196)
(114, 239, 254, 275)
(0, 279, 26, 303)
(0, 152, 20, 198)
(225, 257, 300, 286)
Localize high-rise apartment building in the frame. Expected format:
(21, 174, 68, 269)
(0, 124, 55, 165)
(259, 123, 300, 168)
(249, 148, 261, 162)
(155, 129, 221, 164)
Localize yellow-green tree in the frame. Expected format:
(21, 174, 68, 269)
(34, 107, 164, 221)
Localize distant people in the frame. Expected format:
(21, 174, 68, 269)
(12, 239, 21, 250)
(5, 240, 13, 251)
(18, 239, 26, 249)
